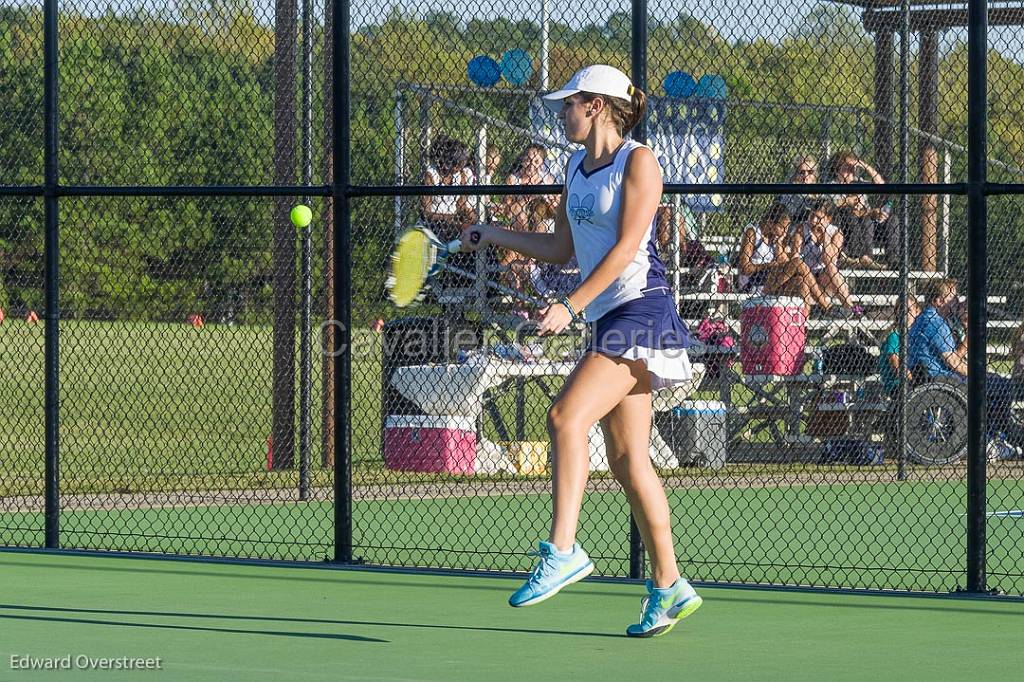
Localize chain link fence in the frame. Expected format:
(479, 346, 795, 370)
(982, 20, 1024, 596)
(2, 0, 1023, 596)
(0, 197, 45, 546)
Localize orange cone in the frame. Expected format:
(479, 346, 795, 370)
(187, 313, 204, 328)
(0, 307, 5, 324)
(25, 310, 39, 324)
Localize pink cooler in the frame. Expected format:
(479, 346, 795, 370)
(384, 415, 476, 474)
(740, 296, 807, 375)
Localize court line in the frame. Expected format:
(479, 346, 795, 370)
(987, 510, 1024, 517)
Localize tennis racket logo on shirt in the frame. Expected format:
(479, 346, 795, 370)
(568, 193, 595, 226)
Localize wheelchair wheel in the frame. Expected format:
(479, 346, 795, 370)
(904, 379, 968, 466)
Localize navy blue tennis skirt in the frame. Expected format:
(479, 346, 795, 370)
(585, 292, 693, 389)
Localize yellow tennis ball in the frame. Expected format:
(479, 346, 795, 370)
(290, 204, 313, 228)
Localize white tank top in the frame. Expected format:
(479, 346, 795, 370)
(798, 222, 840, 273)
(424, 166, 475, 215)
(798, 223, 826, 273)
(738, 223, 776, 290)
(565, 140, 669, 322)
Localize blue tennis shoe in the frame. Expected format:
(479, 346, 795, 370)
(509, 541, 594, 607)
(626, 577, 703, 638)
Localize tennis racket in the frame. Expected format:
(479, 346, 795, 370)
(385, 225, 547, 309)
(386, 226, 480, 307)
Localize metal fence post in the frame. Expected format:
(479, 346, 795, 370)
(333, 0, 354, 564)
(43, 0, 60, 550)
(629, 0, 648, 581)
(394, 90, 404, 234)
(965, 0, 988, 594)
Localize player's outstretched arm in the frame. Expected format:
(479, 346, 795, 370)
(458, 188, 574, 265)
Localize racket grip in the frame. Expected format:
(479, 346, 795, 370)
(447, 230, 481, 254)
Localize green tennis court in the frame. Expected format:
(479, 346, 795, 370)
(1, 551, 1020, 681)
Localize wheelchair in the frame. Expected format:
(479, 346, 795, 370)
(820, 348, 968, 466)
(900, 373, 969, 466)
(884, 365, 1024, 465)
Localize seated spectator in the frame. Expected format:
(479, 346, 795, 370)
(531, 211, 581, 301)
(879, 297, 920, 394)
(827, 151, 892, 269)
(737, 202, 833, 312)
(908, 278, 1021, 445)
(908, 278, 966, 380)
(789, 198, 856, 312)
(502, 144, 557, 232)
(777, 155, 820, 222)
(420, 135, 477, 240)
(503, 198, 551, 299)
(494, 197, 580, 308)
(655, 203, 720, 293)
(481, 144, 502, 184)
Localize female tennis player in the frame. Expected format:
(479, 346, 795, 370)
(459, 64, 702, 638)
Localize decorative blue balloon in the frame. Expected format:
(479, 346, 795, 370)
(500, 49, 534, 86)
(695, 74, 728, 100)
(467, 55, 501, 87)
(663, 71, 696, 98)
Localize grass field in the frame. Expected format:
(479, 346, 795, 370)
(1, 320, 358, 488)
(0, 319, 563, 494)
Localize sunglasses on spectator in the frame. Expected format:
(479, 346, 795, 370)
(795, 168, 816, 176)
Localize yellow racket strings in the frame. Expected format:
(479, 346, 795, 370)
(388, 229, 432, 307)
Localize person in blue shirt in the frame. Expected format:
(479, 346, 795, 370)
(907, 278, 966, 381)
(908, 278, 1020, 444)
